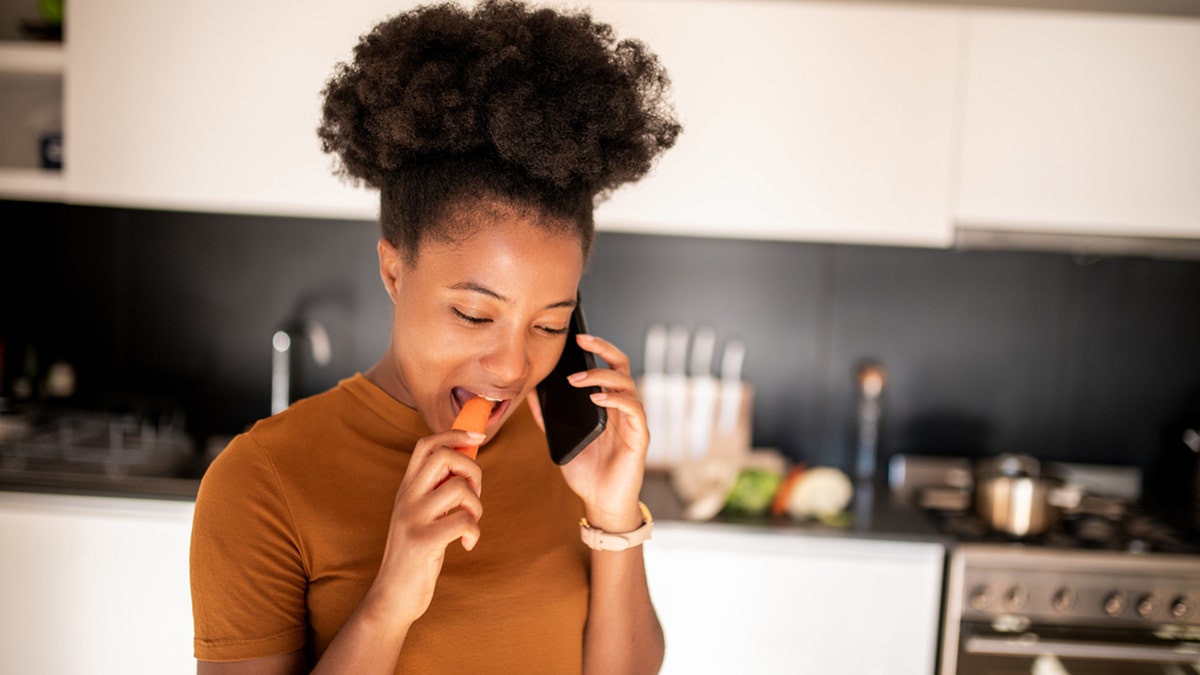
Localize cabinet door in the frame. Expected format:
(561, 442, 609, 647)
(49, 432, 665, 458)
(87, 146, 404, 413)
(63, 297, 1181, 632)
(956, 10, 1200, 239)
(65, 0, 402, 219)
(643, 523, 945, 674)
(588, 0, 962, 248)
(0, 492, 196, 675)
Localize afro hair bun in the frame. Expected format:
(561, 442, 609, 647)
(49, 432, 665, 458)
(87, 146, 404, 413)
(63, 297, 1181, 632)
(318, 0, 680, 199)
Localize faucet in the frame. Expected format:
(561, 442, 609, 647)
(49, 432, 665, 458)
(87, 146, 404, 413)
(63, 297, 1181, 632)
(271, 320, 332, 415)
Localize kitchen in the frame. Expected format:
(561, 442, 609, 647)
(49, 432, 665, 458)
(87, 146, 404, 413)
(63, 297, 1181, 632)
(1, 0, 1199, 673)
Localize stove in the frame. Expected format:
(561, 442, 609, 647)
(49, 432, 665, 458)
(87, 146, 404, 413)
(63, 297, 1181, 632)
(891, 455, 1200, 674)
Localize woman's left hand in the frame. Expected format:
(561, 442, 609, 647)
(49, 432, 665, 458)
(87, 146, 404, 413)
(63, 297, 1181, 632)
(526, 333, 648, 533)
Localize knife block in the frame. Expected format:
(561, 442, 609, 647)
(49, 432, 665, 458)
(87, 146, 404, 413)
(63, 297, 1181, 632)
(639, 376, 753, 471)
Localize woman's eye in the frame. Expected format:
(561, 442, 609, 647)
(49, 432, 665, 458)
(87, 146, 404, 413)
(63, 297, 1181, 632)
(453, 308, 491, 326)
(538, 324, 569, 336)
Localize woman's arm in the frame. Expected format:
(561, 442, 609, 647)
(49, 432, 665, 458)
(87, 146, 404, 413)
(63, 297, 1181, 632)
(537, 333, 666, 673)
(581, 517, 665, 674)
(195, 430, 485, 675)
(197, 650, 306, 675)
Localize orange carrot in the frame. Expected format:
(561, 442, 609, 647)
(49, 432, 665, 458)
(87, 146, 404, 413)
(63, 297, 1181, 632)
(451, 396, 492, 460)
(770, 465, 807, 517)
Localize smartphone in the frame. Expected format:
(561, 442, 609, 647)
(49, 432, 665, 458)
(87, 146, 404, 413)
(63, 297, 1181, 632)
(537, 296, 607, 465)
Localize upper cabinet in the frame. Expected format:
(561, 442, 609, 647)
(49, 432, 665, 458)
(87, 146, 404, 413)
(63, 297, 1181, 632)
(590, 1, 962, 248)
(955, 10, 1200, 240)
(61, 0, 962, 248)
(24, 0, 1200, 249)
(64, 0, 396, 219)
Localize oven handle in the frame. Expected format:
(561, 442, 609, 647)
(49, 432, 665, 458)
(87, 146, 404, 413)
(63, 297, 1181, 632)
(965, 635, 1200, 664)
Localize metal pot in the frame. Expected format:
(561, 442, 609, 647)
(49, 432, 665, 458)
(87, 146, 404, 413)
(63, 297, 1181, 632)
(974, 454, 1082, 536)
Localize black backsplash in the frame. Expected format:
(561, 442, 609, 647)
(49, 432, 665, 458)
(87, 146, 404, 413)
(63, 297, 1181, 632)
(3, 199, 1199, 491)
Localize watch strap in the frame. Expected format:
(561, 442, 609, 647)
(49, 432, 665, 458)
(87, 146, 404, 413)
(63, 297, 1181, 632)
(580, 501, 654, 551)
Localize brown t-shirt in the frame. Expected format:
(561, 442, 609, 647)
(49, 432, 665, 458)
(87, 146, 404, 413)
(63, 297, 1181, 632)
(191, 374, 590, 672)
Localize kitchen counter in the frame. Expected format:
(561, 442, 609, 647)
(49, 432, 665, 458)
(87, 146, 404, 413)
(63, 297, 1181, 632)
(0, 464, 948, 547)
(0, 479, 947, 675)
(0, 464, 947, 545)
(0, 467, 201, 500)
(640, 469, 949, 545)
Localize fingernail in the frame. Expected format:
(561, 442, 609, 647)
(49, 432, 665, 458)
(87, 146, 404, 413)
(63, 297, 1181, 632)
(568, 371, 587, 383)
(578, 333, 596, 343)
(590, 392, 608, 402)
(466, 431, 486, 442)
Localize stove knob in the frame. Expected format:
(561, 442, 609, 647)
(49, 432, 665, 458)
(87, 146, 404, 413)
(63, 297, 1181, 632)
(1003, 584, 1029, 611)
(1103, 592, 1126, 617)
(1136, 595, 1156, 619)
(1170, 597, 1192, 621)
(969, 585, 994, 611)
(1052, 587, 1077, 614)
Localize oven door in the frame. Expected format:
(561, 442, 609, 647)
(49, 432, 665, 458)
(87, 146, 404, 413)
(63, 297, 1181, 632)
(954, 622, 1200, 675)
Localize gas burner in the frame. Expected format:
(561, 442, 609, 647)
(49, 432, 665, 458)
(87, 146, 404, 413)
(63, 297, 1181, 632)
(922, 504, 1200, 555)
(1069, 513, 1122, 550)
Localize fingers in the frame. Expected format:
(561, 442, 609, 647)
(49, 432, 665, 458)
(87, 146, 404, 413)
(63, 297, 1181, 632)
(403, 430, 484, 496)
(576, 333, 631, 375)
(397, 430, 486, 549)
(568, 366, 637, 394)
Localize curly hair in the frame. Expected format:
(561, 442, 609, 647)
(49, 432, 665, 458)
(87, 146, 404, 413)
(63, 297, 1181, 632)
(318, 0, 680, 260)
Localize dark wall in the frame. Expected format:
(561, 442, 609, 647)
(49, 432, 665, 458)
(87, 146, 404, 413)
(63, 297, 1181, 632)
(3, 199, 1199, 486)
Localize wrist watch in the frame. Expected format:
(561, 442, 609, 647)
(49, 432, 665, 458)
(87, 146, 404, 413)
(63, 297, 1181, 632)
(579, 501, 653, 551)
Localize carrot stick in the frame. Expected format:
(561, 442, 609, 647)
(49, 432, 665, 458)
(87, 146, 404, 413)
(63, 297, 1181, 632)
(451, 396, 492, 460)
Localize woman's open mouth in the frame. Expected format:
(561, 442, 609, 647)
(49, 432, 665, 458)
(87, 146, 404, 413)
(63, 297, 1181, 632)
(451, 387, 511, 427)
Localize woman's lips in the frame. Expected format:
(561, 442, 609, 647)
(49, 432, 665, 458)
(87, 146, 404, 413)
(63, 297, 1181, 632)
(451, 387, 512, 427)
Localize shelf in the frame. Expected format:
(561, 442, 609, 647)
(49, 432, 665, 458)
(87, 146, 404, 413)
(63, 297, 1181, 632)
(0, 167, 64, 202)
(0, 41, 64, 76)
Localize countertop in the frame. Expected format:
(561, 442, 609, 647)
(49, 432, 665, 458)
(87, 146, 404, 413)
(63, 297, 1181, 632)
(639, 470, 948, 545)
(0, 463, 948, 546)
(0, 467, 202, 500)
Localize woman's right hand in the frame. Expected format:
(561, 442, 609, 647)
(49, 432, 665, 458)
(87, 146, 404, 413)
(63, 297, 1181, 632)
(362, 429, 485, 628)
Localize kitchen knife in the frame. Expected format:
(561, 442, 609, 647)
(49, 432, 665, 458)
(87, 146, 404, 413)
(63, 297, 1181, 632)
(687, 325, 718, 462)
(717, 337, 745, 435)
(641, 323, 668, 468)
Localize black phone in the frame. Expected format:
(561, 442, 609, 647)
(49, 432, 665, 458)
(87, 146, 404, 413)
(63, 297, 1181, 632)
(537, 296, 607, 465)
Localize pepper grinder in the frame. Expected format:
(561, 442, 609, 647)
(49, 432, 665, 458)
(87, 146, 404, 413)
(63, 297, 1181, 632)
(854, 362, 887, 484)
(853, 362, 886, 529)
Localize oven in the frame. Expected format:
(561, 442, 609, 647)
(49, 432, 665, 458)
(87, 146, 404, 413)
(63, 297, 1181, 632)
(941, 545, 1200, 675)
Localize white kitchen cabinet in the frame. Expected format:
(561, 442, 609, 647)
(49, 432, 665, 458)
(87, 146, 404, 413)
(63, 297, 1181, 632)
(0, 492, 195, 675)
(64, 0, 397, 219)
(0, 490, 943, 674)
(588, 0, 962, 248)
(955, 10, 1200, 240)
(63, 0, 960, 248)
(644, 522, 945, 675)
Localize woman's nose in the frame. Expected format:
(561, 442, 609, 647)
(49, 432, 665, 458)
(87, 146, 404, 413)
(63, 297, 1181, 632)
(480, 332, 530, 384)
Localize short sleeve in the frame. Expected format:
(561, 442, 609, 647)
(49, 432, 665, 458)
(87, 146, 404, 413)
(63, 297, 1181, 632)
(190, 434, 309, 661)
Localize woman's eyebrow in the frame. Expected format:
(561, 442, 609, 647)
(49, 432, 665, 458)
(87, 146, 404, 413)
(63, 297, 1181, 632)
(449, 281, 506, 302)
(447, 281, 576, 310)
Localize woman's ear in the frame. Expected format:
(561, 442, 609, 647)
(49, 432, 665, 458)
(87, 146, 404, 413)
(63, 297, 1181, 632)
(377, 238, 405, 304)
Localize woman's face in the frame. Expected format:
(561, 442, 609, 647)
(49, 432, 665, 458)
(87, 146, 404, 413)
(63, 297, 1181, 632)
(378, 206, 585, 440)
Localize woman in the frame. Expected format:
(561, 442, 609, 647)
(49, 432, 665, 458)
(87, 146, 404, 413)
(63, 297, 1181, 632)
(189, 1, 680, 673)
